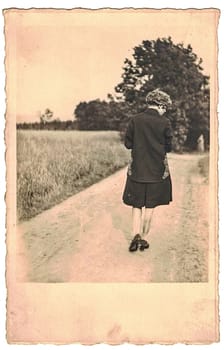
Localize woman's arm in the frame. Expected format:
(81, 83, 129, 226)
(124, 118, 134, 149)
(164, 119, 173, 153)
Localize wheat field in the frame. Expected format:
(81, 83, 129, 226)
(17, 130, 130, 221)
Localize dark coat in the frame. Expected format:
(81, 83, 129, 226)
(124, 108, 172, 183)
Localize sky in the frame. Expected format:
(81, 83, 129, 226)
(5, 8, 219, 122)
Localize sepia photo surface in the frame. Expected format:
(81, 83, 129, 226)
(5, 8, 219, 344)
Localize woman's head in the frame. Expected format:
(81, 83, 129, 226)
(146, 89, 172, 115)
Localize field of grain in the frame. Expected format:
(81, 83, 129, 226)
(17, 130, 130, 221)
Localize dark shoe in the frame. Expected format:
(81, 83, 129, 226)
(139, 238, 149, 251)
(129, 234, 141, 252)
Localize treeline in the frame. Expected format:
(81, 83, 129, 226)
(17, 120, 78, 131)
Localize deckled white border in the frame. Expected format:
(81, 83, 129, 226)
(0, 1, 223, 349)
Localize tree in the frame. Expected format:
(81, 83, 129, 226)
(40, 108, 54, 124)
(115, 37, 210, 151)
(74, 99, 122, 130)
(74, 100, 105, 130)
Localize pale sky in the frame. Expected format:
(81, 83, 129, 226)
(5, 9, 219, 122)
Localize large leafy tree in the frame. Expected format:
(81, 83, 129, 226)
(115, 37, 210, 151)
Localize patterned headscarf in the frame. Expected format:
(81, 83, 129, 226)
(146, 89, 172, 108)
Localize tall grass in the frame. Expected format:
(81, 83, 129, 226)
(17, 130, 130, 221)
(197, 154, 209, 181)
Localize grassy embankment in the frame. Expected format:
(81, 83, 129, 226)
(17, 130, 130, 221)
(198, 154, 209, 182)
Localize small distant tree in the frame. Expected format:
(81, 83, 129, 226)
(40, 108, 54, 124)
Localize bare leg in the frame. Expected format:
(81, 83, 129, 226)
(132, 207, 142, 236)
(142, 208, 154, 237)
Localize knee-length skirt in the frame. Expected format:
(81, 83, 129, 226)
(122, 175, 172, 208)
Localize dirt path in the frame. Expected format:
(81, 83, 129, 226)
(16, 153, 209, 282)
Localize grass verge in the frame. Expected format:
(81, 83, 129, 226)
(197, 154, 209, 181)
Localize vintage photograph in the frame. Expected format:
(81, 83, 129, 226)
(5, 7, 219, 344)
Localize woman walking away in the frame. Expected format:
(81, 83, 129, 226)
(122, 89, 173, 252)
